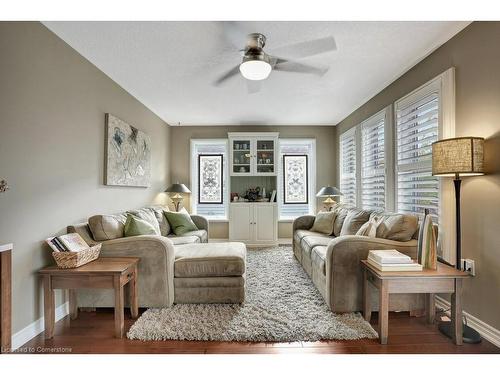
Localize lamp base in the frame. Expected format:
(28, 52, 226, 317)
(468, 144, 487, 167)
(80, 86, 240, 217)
(438, 321, 482, 344)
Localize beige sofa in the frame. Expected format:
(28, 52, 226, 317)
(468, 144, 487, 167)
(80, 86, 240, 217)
(68, 206, 246, 308)
(293, 204, 423, 313)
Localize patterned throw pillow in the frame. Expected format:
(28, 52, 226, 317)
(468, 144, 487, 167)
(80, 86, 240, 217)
(310, 211, 337, 235)
(124, 214, 159, 237)
(355, 217, 381, 237)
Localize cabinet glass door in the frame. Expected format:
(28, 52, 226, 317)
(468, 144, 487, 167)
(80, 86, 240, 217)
(256, 139, 275, 174)
(232, 139, 252, 174)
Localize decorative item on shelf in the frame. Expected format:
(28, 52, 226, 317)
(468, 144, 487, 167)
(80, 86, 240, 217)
(316, 186, 343, 211)
(432, 136, 484, 344)
(165, 182, 191, 212)
(244, 187, 261, 202)
(231, 192, 239, 202)
(0, 179, 9, 193)
(417, 209, 438, 270)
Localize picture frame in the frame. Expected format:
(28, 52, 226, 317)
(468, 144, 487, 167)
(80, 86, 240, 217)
(198, 154, 223, 204)
(283, 154, 308, 204)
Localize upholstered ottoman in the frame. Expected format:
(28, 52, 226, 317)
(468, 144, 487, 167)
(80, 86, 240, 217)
(173, 242, 246, 304)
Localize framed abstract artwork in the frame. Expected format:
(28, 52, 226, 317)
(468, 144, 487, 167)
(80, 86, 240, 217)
(198, 154, 223, 204)
(283, 155, 308, 204)
(104, 113, 152, 187)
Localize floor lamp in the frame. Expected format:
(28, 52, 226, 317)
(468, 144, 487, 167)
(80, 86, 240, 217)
(432, 136, 485, 344)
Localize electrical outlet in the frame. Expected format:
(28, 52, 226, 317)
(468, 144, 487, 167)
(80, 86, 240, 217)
(461, 258, 476, 276)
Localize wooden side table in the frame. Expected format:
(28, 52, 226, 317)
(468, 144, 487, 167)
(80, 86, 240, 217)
(39, 257, 139, 339)
(0, 244, 12, 353)
(361, 260, 469, 345)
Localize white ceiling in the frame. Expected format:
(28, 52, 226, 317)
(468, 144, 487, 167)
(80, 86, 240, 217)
(43, 21, 468, 126)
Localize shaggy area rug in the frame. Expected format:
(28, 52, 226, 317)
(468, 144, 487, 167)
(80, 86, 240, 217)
(127, 246, 378, 342)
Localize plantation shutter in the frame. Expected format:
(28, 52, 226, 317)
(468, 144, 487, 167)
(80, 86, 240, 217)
(396, 92, 439, 221)
(361, 112, 386, 210)
(339, 129, 357, 206)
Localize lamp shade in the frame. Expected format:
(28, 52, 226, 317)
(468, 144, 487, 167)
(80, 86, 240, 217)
(165, 183, 191, 194)
(316, 186, 343, 197)
(432, 137, 485, 177)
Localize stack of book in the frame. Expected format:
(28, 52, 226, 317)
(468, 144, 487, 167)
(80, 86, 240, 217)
(367, 249, 423, 271)
(46, 233, 90, 253)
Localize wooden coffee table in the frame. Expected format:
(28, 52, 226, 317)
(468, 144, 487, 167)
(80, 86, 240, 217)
(39, 257, 139, 339)
(361, 260, 469, 345)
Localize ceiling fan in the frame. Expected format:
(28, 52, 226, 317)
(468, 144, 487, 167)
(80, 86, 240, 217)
(214, 30, 336, 89)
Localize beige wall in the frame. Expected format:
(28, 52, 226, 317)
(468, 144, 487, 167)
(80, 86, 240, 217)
(170, 125, 336, 238)
(335, 22, 500, 330)
(0, 22, 171, 333)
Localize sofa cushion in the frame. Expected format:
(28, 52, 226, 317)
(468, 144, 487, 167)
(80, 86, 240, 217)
(340, 209, 372, 236)
(147, 205, 171, 236)
(332, 205, 350, 237)
(181, 230, 208, 243)
(370, 212, 418, 241)
(164, 211, 198, 235)
(310, 211, 337, 235)
(127, 208, 161, 235)
(174, 242, 246, 277)
(168, 236, 200, 245)
(294, 230, 331, 245)
(311, 246, 327, 276)
(355, 217, 380, 237)
(88, 213, 127, 241)
(301, 236, 333, 257)
(124, 214, 159, 237)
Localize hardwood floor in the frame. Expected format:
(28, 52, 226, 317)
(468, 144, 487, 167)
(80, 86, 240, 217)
(19, 308, 499, 354)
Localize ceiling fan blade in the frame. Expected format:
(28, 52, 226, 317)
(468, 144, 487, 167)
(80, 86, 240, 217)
(269, 36, 337, 60)
(213, 65, 241, 86)
(246, 80, 261, 94)
(273, 58, 329, 76)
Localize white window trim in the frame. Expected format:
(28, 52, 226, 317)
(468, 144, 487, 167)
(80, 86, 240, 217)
(338, 68, 455, 263)
(278, 138, 316, 220)
(189, 138, 229, 221)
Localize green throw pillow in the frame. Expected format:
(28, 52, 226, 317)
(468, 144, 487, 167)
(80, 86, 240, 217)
(164, 211, 198, 235)
(124, 214, 158, 237)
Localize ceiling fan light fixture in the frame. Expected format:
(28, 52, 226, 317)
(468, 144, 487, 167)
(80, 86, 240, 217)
(239, 60, 272, 81)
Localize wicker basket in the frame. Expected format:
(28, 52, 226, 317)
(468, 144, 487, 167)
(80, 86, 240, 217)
(52, 243, 101, 268)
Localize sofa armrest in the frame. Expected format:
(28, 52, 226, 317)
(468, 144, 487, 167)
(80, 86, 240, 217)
(191, 214, 209, 234)
(293, 215, 315, 232)
(101, 235, 176, 307)
(325, 235, 418, 312)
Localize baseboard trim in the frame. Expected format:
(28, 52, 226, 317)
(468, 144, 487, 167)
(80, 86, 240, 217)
(435, 296, 500, 348)
(11, 302, 69, 351)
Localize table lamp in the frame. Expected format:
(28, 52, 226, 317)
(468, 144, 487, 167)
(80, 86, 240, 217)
(316, 186, 343, 211)
(165, 183, 191, 212)
(432, 136, 484, 344)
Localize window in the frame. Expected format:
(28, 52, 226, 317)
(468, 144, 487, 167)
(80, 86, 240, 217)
(360, 110, 387, 210)
(278, 139, 316, 220)
(338, 68, 455, 262)
(395, 91, 440, 221)
(339, 128, 357, 206)
(190, 139, 228, 220)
